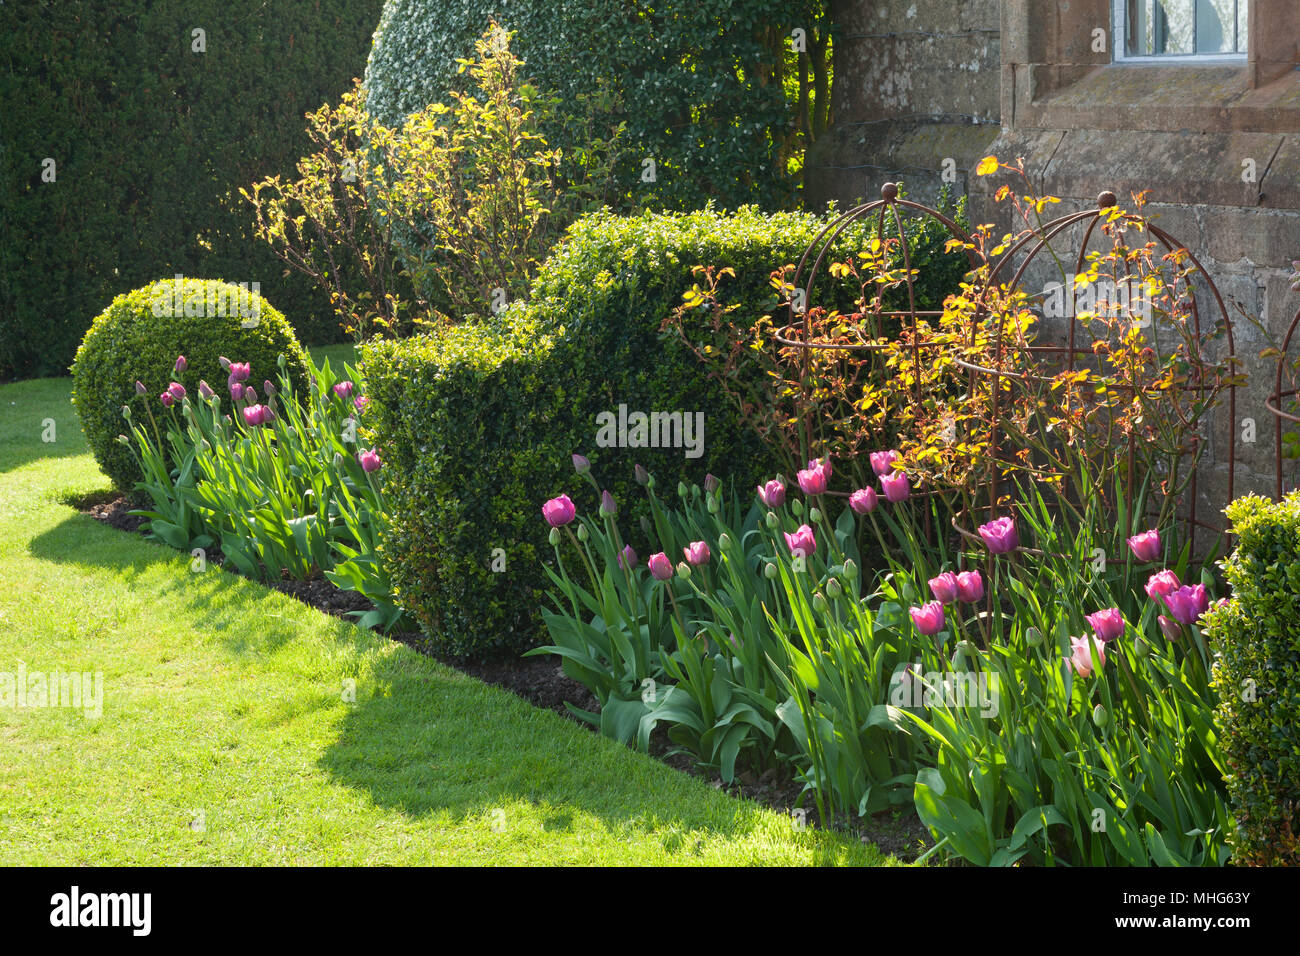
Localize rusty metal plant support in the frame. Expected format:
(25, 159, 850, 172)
(782, 182, 1239, 558)
(1266, 305, 1300, 499)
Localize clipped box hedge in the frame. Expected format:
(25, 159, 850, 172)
(361, 204, 965, 657)
(1209, 493, 1300, 865)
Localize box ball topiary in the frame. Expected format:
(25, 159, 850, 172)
(1209, 492, 1300, 866)
(71, 278, 312, 492)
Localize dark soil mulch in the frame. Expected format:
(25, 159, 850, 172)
(77, 490, 935, 862)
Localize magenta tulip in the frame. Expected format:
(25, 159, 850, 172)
(174, 355, 187, 373)
(198, 380, 215, 400)
(704, 474, 720, 493)
(353, 395, 370, 413)
(783, 524, 817, 559)
(683, 541, 711, 565)
(757, 478, 786, 508)
(880, 470, 910, 503)
(929, 572, 959, 605)
(1127, 529, 1161, 562)
(1067, 635, 1106, 678)
(955, 570, 984, 603)
(572, 453, 590, 475)
(1144, 569, 1180, 601)
(228, 362, 251, 383)
(599, 489, 617, 517)
(618, 545, 638, 570)
(648, 551, 673, 581)
(909, 601, 945, 636)
(243, 384, 257, 402)
(978, 516, 1018, 554)
(159, 391, 175, 408)
(242, 403, 272, 426)
(1085, 607, 1125, 643)
(869, 450, 900, 477)
(542, 493, 576, 527)
(229, 381, 243, 401)
(849, 487, 877, 514)
(135, 380, 147, 396)
(333, 381, 355, 399)
(797, 458, 831, 495)
(1158, 615, 1182, 641)
(358, 449, 382, 473)
(1164, 584, 1209, 626)
(166, 381, 186, 401)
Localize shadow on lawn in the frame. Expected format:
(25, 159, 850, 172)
(26, 511, 862, 864)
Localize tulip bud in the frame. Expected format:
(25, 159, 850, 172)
(121, 405, 131, 419)
(264, 380, 276, 397)
(1025, 626, 1044, 648)
(704, 474, 720, 493)
(577, 524, 589, 542)
(764, 562, 778, 580)
(135, 380, 146, 395)
(548, 527, 561, 545)
(809, 507, 821, 522)
(1092, 704, 1109, 728)
(116, 434, 130, 445)
(634, 463, 649, 486)
(765, 511, 778, 529)
(573, 454, 590, 475)
(219, 355, 232, 370)
(706, 494, 719, 514)
(718, 532, 733, 552)
(1134, 637, 1151, 658)
(826, 577, 842, 599)
(690, 483, 701, 499)
(812, 592, 828, 613)
(791, 499, 804, 516)
(599, 490, 617, 517)
(678, 482, 688, 498)
(333, 452, 344, 469)
(277, 353, 287, 369)
(843, 558, 859, 579)
(676, 561, 692, 579)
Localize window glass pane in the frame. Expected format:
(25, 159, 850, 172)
(1124, 0, 1245, 56)
(1197, 0, 1236, 53)
(1160, 0, 1195, 54)
(1236, 0, 1248, 53)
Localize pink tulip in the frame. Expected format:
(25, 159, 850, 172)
(704, 474, 720, 493)
(1144, 569, 1181, 602)
(683, 541, 711, 565)
(797, 458, 831, 495)
(955, 570, 984, 603)
(909, 601, 945, 636)
(229, 381, 243, 401)
(618, 545, 638, 570)
(599, 490, 617, 517)
(174, 355, 187, 373)
(1127, 529, 1161, 562)
(978, 516, 1018, 554)
(572, 453, 590, 474)
(263, 380, 276, 397)
(783, 524, 817, 559)
(358, 449, 382, 473)
(757, 478, 786, 508)
(929, 572, 959, 605)
(1067, 635, 1106, 678)
(228, 362, 251, 383)
(353, 396, 370, 413)
(880, 471, 910, 503)
(242, 403, 272, 426)
(198, 380, 215, 400)
(1158, 615, 1182, 641)
(1164, 584, 1209, 626)
(870, 450, 900, 477)
(135, 380, 147, 395)
(1085, 607, 1125, 643)
(849, 487, 877, 514)
(648, 552, 673, 581)
(243, 384, 257, 402)
(166, 381, 186, 401)
(333, 381, 355, 399)
(542, 494, 576, 527)
(159, 391, 175, 408)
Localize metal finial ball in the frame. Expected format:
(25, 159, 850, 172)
(1098, 190, 1117, 209)
(881, 182, 899, 202)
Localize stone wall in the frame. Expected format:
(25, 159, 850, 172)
(806, 0, 1300, 521)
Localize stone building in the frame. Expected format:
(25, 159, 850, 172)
(806, 0, 1300, 517)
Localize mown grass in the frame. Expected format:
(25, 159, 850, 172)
(0, 358, 897, 865)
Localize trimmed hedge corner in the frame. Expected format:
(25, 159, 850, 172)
(361, 204, 966, 658)
(1209, 493, 1300, 866)
(72, 278, 311, 492)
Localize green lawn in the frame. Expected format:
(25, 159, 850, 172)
(0, 351, 894, 865)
